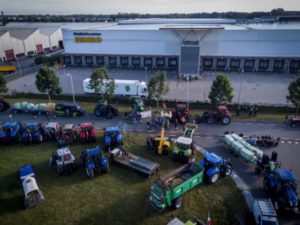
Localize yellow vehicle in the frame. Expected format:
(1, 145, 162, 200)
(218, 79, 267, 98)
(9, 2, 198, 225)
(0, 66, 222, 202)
(146, 117, 174, 155)
(0, 65, 16, 72)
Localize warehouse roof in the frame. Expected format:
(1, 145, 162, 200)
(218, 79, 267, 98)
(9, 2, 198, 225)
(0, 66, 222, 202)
(0, 30, 8, 37)
(0, 28, 38, 40)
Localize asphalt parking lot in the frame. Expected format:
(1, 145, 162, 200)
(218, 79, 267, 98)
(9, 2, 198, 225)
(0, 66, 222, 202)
(6, 67, 299, 106)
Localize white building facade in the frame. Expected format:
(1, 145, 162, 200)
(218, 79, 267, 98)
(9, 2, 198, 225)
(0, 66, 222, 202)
(62, 19, 300, 74)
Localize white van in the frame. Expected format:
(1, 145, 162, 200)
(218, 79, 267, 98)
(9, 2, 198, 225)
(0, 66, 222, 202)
(83, 78, 148, 97)
(252, 199, 279, 225)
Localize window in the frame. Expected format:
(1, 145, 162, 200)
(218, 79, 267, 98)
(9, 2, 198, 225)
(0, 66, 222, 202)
(96, 56, 105, 66)
(132, 57, 140, 67)
(85, 56, 94, 65)
(156, 57, 165, 67)
(120, 57, 128, 66)
(64, 56, 71, 65)
(74, 56, 82, 65)
(259, 59, 269, 70)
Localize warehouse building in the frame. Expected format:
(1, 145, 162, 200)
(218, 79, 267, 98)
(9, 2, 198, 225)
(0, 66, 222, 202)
(0, 23, 63, 61)
(62, 18, 300, 74)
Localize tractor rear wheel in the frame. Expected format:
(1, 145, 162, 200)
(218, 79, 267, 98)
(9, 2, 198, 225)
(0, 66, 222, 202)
(172, 197, 183, 209)
(222, 116, 231, 125)
(209, 173, 220, 184)
(86, 168, 95, 178)
(207, 117, 214, 124)
(103, 163, 110, 174)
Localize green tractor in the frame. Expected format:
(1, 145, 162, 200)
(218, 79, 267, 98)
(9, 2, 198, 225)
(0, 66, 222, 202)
(171, 136, 195, 163)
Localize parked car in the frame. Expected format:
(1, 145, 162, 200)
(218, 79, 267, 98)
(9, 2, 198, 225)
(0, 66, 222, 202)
(55, 103, 85, 117)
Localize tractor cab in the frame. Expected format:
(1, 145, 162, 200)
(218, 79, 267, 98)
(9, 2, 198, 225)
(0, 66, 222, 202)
(59, 124, 78, 145)
(21, 122, 44, 144)
(79, 123, 96, 143)
(50, 147, 76, 175)
(275, 169, 297, 188)
(183, 123, 198, 139)
(171, 136, 194, 162)
(80, 146, 109, 178)
(171, 103, 190, 124)
(0, 122, 22, 143)
(104, 126, 123, 151)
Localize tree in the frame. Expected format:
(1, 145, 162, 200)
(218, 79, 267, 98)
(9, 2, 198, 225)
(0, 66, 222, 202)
(90, 67, 115, 101)
(35, 66, 62, 102)
(147, 71, 169, 108)
(287, 78, 300, 115)
(209, 74, 234, 106)
(0, 73, 8, 93)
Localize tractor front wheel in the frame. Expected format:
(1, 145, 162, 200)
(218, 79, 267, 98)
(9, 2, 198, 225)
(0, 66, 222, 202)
(209, 173, 220, 184)
(86, 168, 95, 178)
(222, 116, 231, 125)
(207, 117, 214, 124)
(172, 197, 183, 209)
(224, 164, 233, 176)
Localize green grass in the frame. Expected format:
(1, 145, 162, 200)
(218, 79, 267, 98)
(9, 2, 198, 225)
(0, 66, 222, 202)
(0, 133, 249, 225)
(5, 97, 286, 123)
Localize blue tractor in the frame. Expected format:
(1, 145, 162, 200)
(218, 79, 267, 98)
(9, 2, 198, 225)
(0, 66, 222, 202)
(80, 146, 109, 178)
(199, 152, 233, 184)
(0, 122, 22, 144)
(263, 168, 300, 213)
(103, 127, 123, 152)
(21, 122, 45, 145)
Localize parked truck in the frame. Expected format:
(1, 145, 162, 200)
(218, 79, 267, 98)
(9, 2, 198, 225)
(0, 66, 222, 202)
(19, 165, 44, 208)
(83, 78, 148, 98)
(149, 163, 204, 210)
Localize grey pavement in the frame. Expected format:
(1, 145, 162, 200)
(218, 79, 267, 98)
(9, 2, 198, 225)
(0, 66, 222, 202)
(6, 67, 300, 106)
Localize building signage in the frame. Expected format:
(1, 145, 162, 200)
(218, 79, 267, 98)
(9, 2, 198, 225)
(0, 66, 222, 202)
(73, 32, 102, 43)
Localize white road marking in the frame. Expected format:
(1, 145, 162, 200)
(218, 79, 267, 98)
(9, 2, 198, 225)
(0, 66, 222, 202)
(295, 142, 299, 145)
(288, 141, 292, 144)
(281, 141, 285, 144)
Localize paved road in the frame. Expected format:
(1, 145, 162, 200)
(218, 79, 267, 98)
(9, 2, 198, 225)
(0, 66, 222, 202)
(1, 112, 300, 224)
(6, 67, 299, 105)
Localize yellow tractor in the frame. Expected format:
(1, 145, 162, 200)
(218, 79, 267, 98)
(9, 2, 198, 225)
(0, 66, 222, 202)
(146, 117, 174, 155)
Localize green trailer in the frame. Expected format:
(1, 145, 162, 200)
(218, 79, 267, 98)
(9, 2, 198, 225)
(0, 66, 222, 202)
(149, 163, 204, 210)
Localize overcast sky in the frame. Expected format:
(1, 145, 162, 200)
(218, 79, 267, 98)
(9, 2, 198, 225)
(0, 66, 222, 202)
(1, 0, 299, 15)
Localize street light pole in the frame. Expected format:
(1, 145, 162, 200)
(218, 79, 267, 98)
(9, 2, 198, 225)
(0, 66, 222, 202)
(16, 57, 24, 76)
(67, 73, 76, 104)
(187, 76, 190, 109)
(145, 66, 147, 82)
(63, 64, 68, 94)
(237, 69, 244, 105)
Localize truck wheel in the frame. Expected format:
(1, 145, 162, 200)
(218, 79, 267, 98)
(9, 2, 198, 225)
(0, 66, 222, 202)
(222, 116, 231, 125)
(224, 164, 233, 176)
(207, 117, 214, 124)
(209, 173, 220, 184)
(172, 197, 182, 209)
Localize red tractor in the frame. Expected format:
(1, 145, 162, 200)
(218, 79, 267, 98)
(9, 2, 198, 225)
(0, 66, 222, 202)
(79, 123, 96, 144)
(196, 105, 231, 125)
(58, 124, 79, 146)
(171, 103, 190, 124)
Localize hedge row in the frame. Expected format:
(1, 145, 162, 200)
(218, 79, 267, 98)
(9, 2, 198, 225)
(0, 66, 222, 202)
(3, 92, 296, 114)
(34, 54, 61, 66)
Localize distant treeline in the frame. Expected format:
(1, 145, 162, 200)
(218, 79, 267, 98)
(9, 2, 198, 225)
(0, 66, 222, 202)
(2, 8, 300, 23)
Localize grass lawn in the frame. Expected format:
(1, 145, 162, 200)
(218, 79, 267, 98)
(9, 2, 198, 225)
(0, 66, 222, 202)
(5, 97, 287, 123)
(0, 133, 249, 225)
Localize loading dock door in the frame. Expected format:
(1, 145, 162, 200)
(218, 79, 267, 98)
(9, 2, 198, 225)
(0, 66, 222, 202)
(36, 44, 43, 54)
(180, 45, 200, 75)
(5, 49, 15, 61)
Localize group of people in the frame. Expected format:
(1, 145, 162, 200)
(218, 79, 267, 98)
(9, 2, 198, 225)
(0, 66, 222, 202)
(147, 110, 180, 130)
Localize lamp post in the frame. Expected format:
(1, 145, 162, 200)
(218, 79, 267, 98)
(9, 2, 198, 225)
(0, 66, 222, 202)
(16, 57, 24, 76)
(237, 69, 244, 105)
(63, 64, 68, 94)
(187, 75, 190, 109)
(144, 66, 147, 82)
(67, 73, 76, 104)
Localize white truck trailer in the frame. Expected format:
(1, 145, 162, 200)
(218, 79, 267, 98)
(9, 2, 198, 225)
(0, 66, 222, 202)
(83, 78, 148, 98)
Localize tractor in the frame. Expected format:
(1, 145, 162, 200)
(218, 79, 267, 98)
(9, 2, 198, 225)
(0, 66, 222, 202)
(0, 121, 23, 144)
(103, 126, 123, 151)
(58, 124, 78, 146)
(80, 146, 109, 178)
(50, 147, 77, 175)
(199, 152, 233, 184)
(195, 105, 231, 125)
(263, 168, 300, 213)
(171, 136, 195, 163)
(44, 122, 61, 141)
(0, 96, 10, 112)
(94, 100, 118, 119)
(79, 123, 97, 144)
(21, 122, 45, 145)
(170, 103, 190, 124)
(19, 165, 44, 208)
(146, 119, 174, 155)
